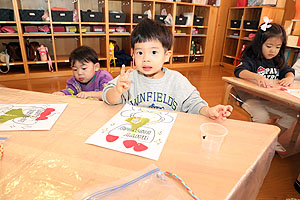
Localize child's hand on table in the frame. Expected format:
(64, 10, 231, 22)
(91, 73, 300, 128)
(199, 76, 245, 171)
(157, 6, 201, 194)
(279, 76, 294, 87)
(254, 74, 272, 88)
(200, 105, 233, 120)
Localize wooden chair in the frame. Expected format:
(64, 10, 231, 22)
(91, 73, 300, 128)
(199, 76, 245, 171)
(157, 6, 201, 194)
(223, 83, 252, 121)
(223, 82, 280, 124)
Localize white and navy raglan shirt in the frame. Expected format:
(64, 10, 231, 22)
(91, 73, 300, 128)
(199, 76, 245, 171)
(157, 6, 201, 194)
(234, 57, 295, 80)
(103, 67, 208, 114)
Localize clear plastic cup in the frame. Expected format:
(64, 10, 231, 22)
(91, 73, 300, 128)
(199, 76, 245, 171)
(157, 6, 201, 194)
(200, 123, 228, 153)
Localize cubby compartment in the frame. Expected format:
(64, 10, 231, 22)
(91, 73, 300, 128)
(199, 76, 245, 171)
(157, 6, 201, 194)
(155, 2, 174, 25)
(227, 29, 240, 38)
(241, 30, 256, 40)
(53, 24, 80, 35)
(50, 0, 78, 23)
(132, 1, 152, 24)
(108, 0, 131, 24)
(176, 4, 193, 26)
(0, 0, 14, 22)
(54, 36, 80, 62)
(56, 62, 71, 72)
(1, 38, 23, 62)
(82, 25, 105, 35)
(191, 37, 205, 55)
(172, 56, 188, 64)
(80, 0, 106, 22)
(223, 38, 238, 58)
(99, 60, 107, 68)
(0, 23, 18, 36)
(173, 37, 190, 56)
(0, 64, 25, 75)
(194, 6, 210, 27)
(222, 56, 235, 65)
(174, 27, 191, 35)
(189, 55, 204, 63)
(243, 8, 261, 30)
(82, 36, 106, 59)
(192, 27, 207, 35)
(28, 63, 54, 73)
(22, 24, 51, 35)
(227, 8, 243, 29)
(17, 0, 48, 22)
(109, 36, 132, 67)
(109, 25, 130, 35)
(23, 37, 54, 63)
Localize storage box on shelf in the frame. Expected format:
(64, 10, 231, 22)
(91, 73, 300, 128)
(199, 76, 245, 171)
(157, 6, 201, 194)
(221, 6, 284, 70)
(0, 0, 217, 80)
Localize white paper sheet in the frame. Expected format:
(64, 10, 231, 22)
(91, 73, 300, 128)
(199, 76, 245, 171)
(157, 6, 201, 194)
(284, 88, 300, 99)
(85, 104, 177, 160)
(0, 104, 68, 131)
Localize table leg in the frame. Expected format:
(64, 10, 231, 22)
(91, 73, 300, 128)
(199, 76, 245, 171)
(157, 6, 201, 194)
(223, 83, 233, 105)
(291, 112, 300, 143)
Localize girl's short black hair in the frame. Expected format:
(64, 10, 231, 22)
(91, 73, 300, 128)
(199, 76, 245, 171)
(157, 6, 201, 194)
(69, 46, 98, 66)
(131, 18, 173, 50)
(241, 22, 287, 70)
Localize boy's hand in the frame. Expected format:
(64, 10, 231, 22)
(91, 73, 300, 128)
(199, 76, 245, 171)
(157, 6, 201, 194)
(254, 74, 272, 88)
(52, 91, 65, 96)
(76, 92, 91, 99)
(279, 76, 294, 87)
(201, 105, 233, 120)
(116, 65, 133, 94)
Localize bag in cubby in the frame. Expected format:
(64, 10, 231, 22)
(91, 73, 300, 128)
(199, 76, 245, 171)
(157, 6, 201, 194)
(0, 51, 10, 73)
(27, 41, 40, 61)
(3, 42, 22, 62)
(248, 0, 263, 6)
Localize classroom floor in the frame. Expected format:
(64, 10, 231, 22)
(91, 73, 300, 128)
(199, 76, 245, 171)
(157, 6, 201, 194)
(1, 65, 300, 199)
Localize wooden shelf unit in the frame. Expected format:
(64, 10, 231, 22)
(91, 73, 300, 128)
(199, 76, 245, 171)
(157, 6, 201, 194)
(0, 0, 218, 81)
(221, 6, 284, 70)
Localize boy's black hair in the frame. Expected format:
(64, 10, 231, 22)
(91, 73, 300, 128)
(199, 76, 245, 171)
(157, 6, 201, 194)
(131, 18, 173, 50)
(69, 46, 98, 66)
(241, 22, 287, 71)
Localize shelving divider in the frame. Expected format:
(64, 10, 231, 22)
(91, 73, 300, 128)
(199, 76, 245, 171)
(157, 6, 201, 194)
(0, 0, 218, 80)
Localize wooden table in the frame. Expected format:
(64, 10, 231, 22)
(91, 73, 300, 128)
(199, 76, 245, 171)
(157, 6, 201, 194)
(222, 77, 300, 157)
(0, 87, 280, 200)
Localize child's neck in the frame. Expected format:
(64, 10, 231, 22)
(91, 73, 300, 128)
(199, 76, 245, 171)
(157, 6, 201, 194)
(81, 72, 96, 85)
(142, 69, 164, 79)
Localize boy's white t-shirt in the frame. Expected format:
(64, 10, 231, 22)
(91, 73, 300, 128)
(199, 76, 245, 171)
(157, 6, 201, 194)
(102, 67, 208, 114)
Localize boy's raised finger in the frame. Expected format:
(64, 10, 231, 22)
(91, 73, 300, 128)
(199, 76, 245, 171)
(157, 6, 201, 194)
(120, 65, 126, 76)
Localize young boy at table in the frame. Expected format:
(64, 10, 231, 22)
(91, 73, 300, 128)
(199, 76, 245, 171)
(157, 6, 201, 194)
(102, 18, 232, 119)
(53, 46, 113, 100)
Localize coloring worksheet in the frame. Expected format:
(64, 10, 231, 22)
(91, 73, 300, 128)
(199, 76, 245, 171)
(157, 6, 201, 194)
(0, 104, 68, 131)
(85, 104, 177, 160)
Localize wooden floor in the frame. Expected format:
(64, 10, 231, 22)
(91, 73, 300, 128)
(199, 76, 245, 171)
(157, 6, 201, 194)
(1, 65, 300, 199)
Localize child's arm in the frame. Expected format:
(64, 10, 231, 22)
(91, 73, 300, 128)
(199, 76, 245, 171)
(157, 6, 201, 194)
(105, 65, 133, 104)
(200, 105, 233, 120)
(52, 91, 65, 96)
(279, 72, 295, 87)
(238, 70, 272, 88)
(76, 91, 103, 100)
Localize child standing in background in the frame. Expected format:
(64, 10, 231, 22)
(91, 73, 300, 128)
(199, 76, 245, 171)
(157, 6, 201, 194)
(53, 46, 113, 100)
(102, 18, 232, 120)
(234, 17, 297, 142)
